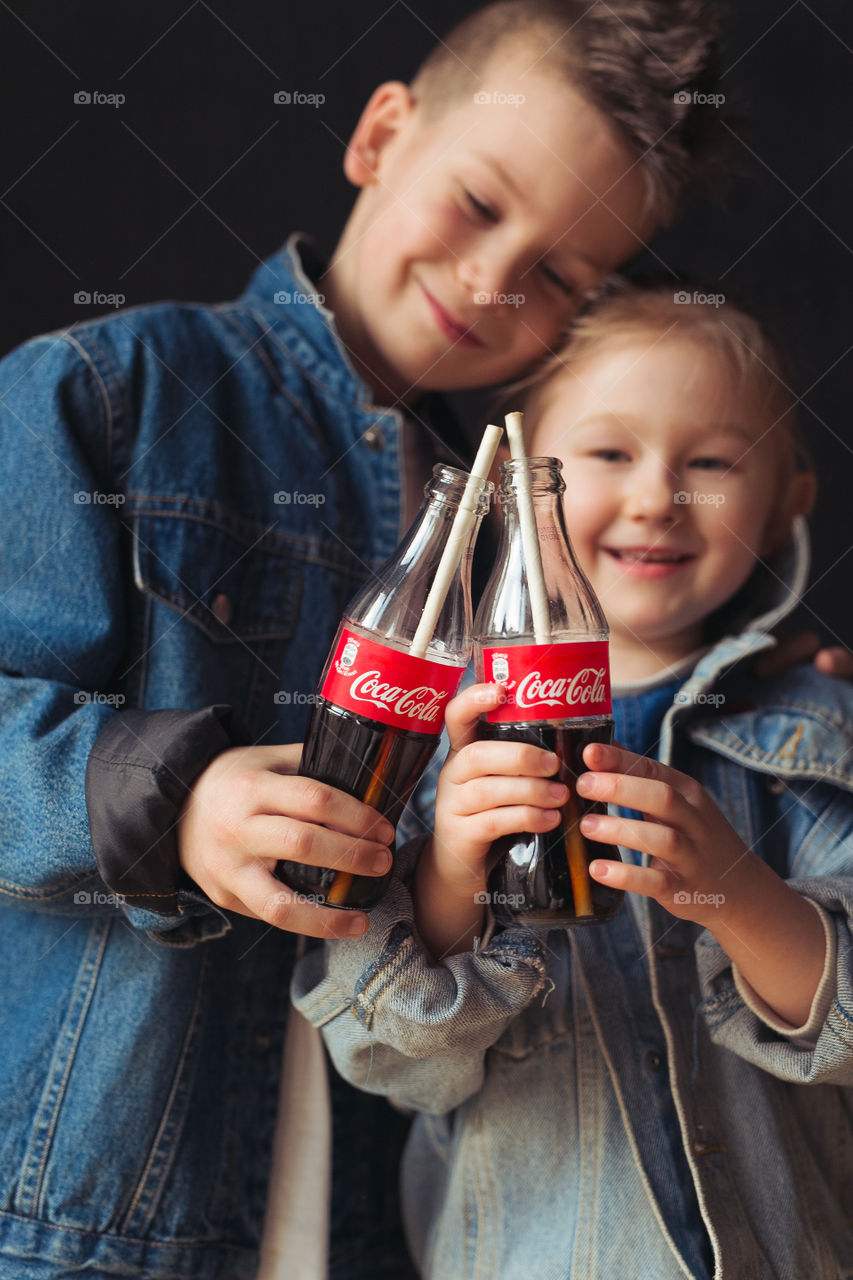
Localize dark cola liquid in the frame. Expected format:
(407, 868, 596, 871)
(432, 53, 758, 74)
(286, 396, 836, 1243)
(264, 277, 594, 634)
(276, 697, 436, 910)
(479, 718, 623, 929)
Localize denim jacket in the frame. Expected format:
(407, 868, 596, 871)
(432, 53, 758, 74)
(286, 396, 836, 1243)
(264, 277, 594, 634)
(0, 236, 463, 1278)
(293, 518, 853, 1280)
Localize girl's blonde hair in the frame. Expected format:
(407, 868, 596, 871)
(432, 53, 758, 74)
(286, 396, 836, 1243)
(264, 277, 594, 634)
(522, 278, 813, 555)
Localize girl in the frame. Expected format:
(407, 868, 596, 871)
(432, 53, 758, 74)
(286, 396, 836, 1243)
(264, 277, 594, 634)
(293, 282, 853, 1279)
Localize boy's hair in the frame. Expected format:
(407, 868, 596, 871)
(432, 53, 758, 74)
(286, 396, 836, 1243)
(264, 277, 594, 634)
(524, 278, 814, 558)
(411, 0, 729, 223)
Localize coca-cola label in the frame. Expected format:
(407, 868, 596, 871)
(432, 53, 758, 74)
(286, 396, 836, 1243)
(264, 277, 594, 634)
(481, 641, 612, 722)
(321, 629, 464, 734)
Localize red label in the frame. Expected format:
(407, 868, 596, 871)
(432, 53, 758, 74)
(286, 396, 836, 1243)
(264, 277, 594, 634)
(480, 641, 612, 722)
(321, 629, 465, 734)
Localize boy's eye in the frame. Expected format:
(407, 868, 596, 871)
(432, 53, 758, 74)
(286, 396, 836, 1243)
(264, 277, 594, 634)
(464, 189, 498, 223)
(539, 262, 575, 296)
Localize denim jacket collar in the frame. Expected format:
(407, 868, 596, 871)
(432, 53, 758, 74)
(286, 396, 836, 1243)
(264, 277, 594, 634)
(660, 517, 853, 793)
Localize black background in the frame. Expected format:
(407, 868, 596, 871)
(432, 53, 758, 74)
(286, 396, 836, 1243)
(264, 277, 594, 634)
(1, 1, 851, 644)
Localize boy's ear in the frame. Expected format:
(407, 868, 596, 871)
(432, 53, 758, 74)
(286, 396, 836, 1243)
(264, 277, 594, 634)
(344, 82, 416, 188)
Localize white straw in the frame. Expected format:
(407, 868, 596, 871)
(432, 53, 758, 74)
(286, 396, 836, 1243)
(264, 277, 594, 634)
(504, 411, 551, 644)
(409, 424, 503, 659)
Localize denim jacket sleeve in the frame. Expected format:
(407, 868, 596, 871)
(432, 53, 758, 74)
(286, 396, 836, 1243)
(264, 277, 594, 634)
(291, 838, 548, 1114)
(695, 783, 853, 1085)
(0, 333, 231, 944)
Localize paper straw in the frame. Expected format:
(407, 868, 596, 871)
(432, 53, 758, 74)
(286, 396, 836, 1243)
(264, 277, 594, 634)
(504, 412, 551, 644)
(409, 423, 503, 658)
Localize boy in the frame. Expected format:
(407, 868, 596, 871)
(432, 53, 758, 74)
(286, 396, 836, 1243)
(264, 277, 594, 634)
(0, 3, 788, 1277)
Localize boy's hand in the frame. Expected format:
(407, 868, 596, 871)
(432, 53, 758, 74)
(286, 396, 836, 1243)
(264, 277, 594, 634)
(755, 629, 853, 680)
(177, 744, 394, 939)
(578, 742, 756, 928)
(428, 682, 567, 899)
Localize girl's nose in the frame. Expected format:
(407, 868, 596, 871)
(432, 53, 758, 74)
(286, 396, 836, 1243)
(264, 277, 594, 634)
(624, 467, 679, 522)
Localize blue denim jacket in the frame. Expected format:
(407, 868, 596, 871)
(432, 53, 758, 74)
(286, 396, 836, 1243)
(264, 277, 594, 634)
(0, 236, 451, 1278)
(294, 519, 853, 1279)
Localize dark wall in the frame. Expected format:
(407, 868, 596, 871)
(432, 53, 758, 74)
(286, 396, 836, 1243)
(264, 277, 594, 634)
(1, 1, 851, 644)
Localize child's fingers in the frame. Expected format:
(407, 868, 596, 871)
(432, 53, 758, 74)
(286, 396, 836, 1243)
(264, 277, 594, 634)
(579, 812, 685, 863)
(453, 773, 568, 817)
(588, 858, 670, 902)
(444, 682, 505, 752)
(466, 804, 562, 845)
(224, 861, 370, 939)
(444, 738, 559, 785)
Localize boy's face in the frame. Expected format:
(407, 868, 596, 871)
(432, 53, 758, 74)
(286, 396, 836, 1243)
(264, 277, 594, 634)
(330, 56, 652, 403)
(530, 337, 792, 672)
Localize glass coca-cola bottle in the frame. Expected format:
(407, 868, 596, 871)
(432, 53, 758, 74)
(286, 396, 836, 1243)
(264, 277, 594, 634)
(277, 464, 493, 911)
(474, 456, 622, 929)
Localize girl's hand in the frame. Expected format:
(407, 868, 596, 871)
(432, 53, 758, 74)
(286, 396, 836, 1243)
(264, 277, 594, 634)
(429, 682, 568, 900)
(578, 742, 755, 929)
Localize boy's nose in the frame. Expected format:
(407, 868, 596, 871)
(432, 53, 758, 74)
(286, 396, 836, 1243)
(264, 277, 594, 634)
(624, 471, 680, 522)
(457, 248, 516, 302)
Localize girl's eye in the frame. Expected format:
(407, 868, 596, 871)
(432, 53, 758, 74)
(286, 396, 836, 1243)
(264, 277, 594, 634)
(591, 448, 630, 463)
(690, 456, 732, 471)
(539, 262, 575, 296)
(464, 190, 498, 223)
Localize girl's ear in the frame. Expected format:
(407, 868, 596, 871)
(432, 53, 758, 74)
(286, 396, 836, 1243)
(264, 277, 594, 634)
(760, 470, 817, 558)
(343, 82, 416, 188)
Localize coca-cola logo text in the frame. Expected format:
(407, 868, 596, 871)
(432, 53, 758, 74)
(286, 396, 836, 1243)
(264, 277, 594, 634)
(348, 671, 447, 723)
(516, 667, 607, 709)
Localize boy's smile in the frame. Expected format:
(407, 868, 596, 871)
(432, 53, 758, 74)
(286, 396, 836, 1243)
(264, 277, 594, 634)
(325, 53, 653, 405)
(530, 337, 805, 681)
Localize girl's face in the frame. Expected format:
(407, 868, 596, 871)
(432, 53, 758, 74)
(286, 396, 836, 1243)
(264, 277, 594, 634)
(530, 335, 796, 679)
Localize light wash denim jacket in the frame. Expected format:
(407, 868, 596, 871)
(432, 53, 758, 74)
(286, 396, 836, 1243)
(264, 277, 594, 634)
(0, 236, 457, 1279)
(294, 519, 853, 1280)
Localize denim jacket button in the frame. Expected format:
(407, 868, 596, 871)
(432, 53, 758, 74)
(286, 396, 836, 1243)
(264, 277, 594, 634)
(646, 1050, 663, 1070)
(766, 776, 786, 794)
(362, 425, 386, 451)
(211, 592, 233, 625)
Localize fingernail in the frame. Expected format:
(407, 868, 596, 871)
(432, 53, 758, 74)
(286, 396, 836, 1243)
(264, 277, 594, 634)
(543, 752, 559, 770)
(548, 781, 567, 798)
(581, 814, 599, 832)
(590, 860, 608, 878)
(576, 774, 593, 794)
(346, 915, 368, 938)
(545, 809, 561, 824)
(379, 822, 394, 843)
(372, 849, 392, 875)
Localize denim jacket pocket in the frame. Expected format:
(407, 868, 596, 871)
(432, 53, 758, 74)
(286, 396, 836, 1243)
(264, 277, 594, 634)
(128, 500, 303, 731)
